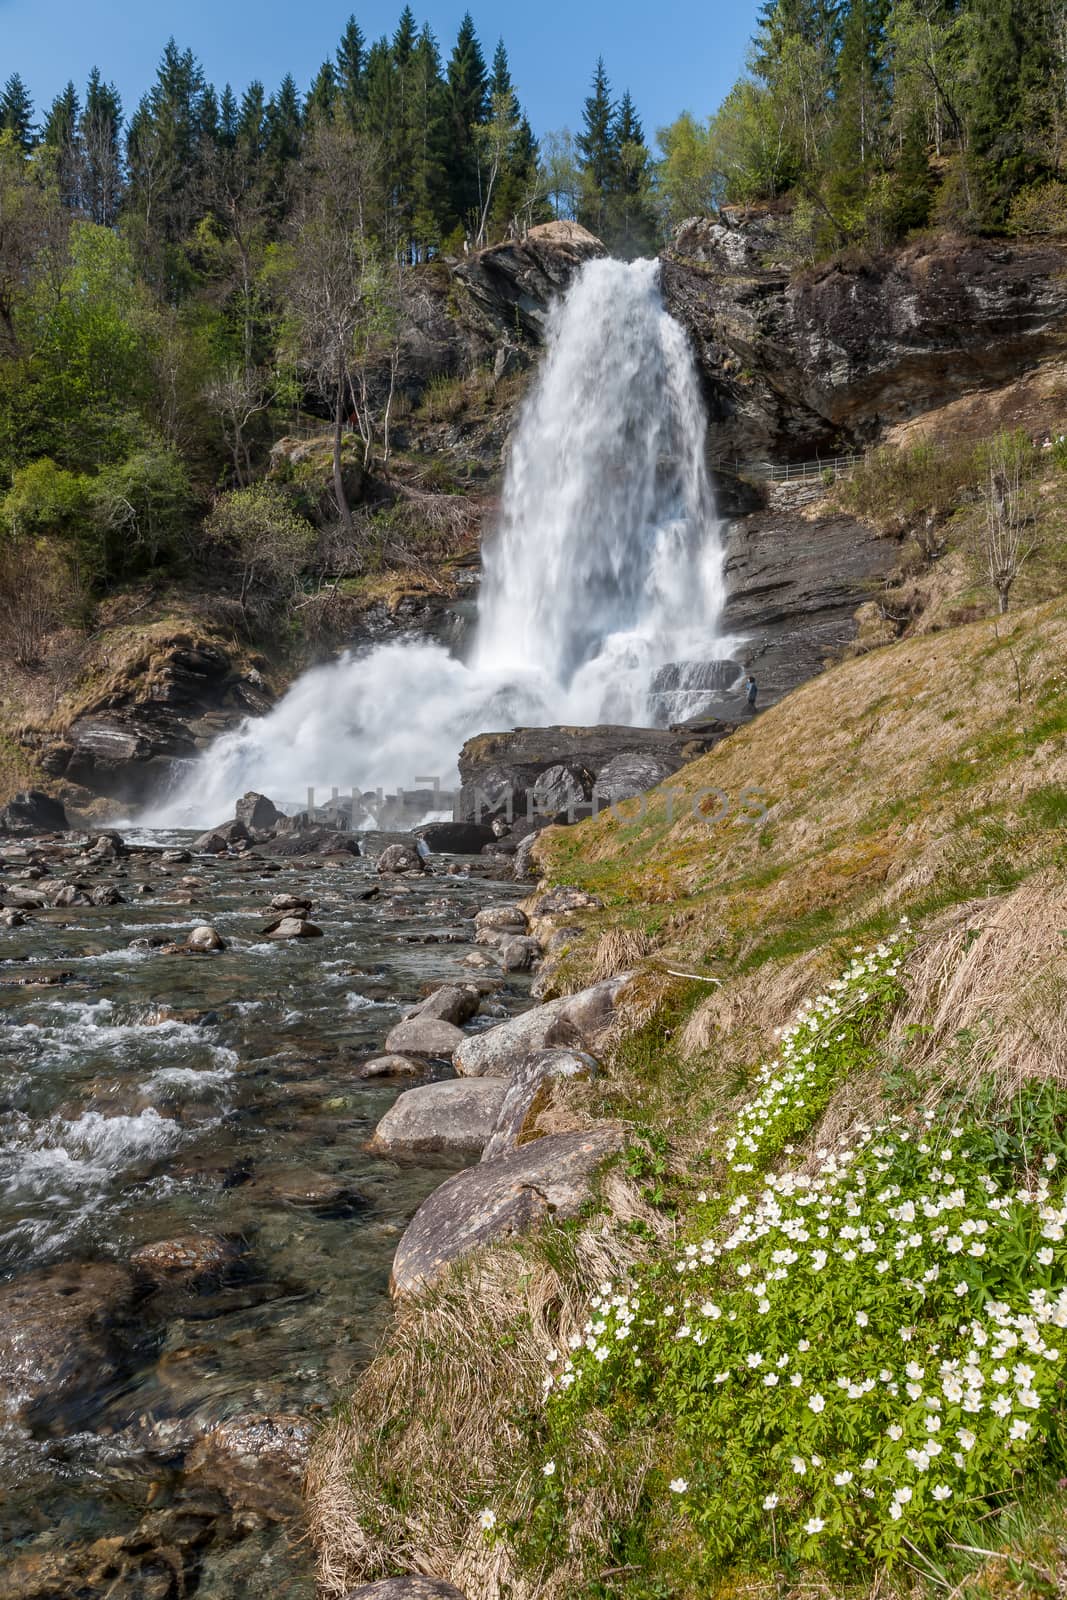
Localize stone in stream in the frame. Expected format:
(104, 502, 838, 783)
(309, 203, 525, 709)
(0, 789, 69, 834)
(0, 1261, 136, 1425)
(453, 974, 633, 1078)
(187, 924, 228, 952)
(85, 829, 128, 860)
(384, 1016, 467, 1059)
(270, 892, 312, 913)
(391, 1129, 624, 1296)
(3, 886, 47, 910)
(161, 847, 192, 864)
(357, 1053, 427, 1080)
(130, 1233, 242, 1287)
(376, 842, 427, 875)
(496, 935, 541, 972)
(415, 821, 496, 855)
(404, 982, 481, 1027)
(235, 790, 281, 831)
(474, 904, 529, 937)
(50, 883, 90, 907)
(262, 915, 324, 939)
(343, 1583, 468, 1600)
(185, 1411, 313, 1516)
(0, 908, 26, 927)
(368, 1077, 508, 1157)
(90, 884, 125, 906)
(193, 825, 245, 854)
(481, 1048, 598, 1162)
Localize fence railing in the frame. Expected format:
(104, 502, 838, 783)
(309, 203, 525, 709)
(711, 453, 866, 483)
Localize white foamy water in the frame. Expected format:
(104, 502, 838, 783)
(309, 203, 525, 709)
(148, 256, 733, 827)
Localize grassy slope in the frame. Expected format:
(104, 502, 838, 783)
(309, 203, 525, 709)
(312, 592, 1067, 1600)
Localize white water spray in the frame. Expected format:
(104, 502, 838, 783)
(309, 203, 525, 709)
(148, 257, 734, 827)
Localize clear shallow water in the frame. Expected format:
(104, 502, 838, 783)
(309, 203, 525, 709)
(0, 833, 529, 1597)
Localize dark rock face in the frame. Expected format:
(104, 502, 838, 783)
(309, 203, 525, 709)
(391, 1129, 623, 1295)
(721, 504, 902, 704)
(454, 220, 608, 343)
(456, 724, 729, 824)
(662, 227, 1067, 462)
(0, 790, 69, 834)
(235, 790, 280, 831)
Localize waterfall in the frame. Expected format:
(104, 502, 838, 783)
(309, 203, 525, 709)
(147, 257, 734, 827)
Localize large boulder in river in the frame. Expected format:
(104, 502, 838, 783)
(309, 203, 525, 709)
(194, 819, 250, 853)
(0, 789, 69, 834)
(235, 790, 281, 831)
(405, 983, 481, 1027)
(391, 1129, 623, 1295)
(385, 1016, 467, 1058)
(0, 1261, 135, 1425)
(368, 1077, 508, 1157)
(416, 821, 496, 855)
(453, 974, 633, 1078)
(376, 842, 427, 875)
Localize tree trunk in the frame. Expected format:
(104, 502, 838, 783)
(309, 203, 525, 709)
(333, 388, 353, 533)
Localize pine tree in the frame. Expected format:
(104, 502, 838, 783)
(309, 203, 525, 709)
(826, 0, 889, 229)
(43, 82, 82, 210)
(490, 39, 514, 101)
(305, 62, 337, 127)
(608, 90, 658, 257)
(0, 74, 36, 153)
(200, 84, 221, 148)
(267, 74, 302, 173)
(409, 23, 450, 254)
(337, 14, 367, 128)
(219, 85, 239, 147)
(80, 69, 123, 224)
(445, 13, 490, 236)
(238, 82, 268, 160)
(968, 0, 1053, 198)
(576, 58, 617, 237)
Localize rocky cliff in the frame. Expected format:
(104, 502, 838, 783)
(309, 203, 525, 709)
(663, 218, 1067, 463)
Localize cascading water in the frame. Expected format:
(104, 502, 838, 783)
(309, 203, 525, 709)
(148, 256, 735, 827)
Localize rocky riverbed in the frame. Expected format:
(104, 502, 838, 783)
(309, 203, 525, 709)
(0, 822, 539, 1600)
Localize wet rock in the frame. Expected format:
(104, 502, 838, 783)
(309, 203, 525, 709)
(404, 983, 480, 1027)
(342, 1582, 468, 1600)
(188, 925, 227, 952)
(391, 1129, 624, 1295)
(161, 848, 192, 864)
(50, 882, 90, 907)
(0, 1261, 135, 1424)
(0, 907, 26, 926)
(595, 750, 678, 803)
(482, 1048, 598, 1162)
(384, 1016, 467, 1059)
(194, 819, 250, 854)
(269, 892, 312, 913)
(461, 950, 496, 969)
(532, 885, 604, 917)
(474, 904, 528, 936)
(185, 1412, 312, 1516)
(376, 843, 427, 875)
(416, 821, 496, 855)
(265, 826, 360, 857)
(357, 1054, 427, 1080)
(235, 791, 281, 831)
(0, 789, 69, 834)
(532, 763, 591, 816)
(90, 884, 126, 906)
(512, 830, 543, 880)
(497, 935, 541, 972)
(243, 1168, 368, 1216)
(453, 974, 633, 1078)
(86, 830, 128, 860)
(262, 915, 324, 940)
(2, 885, 47, 910)
(368, 1077, 508, 1157)
(130, 1233, 241, 1287)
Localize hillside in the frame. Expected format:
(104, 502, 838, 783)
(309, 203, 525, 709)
(311, 590, 1067, 1600)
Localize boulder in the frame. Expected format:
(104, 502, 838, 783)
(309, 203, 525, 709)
(453, 974, 632, 1078)
(50, 883, 90, 907)
(90, 884, 125, 906)
(188, 924, 227, 952)
(185, 1412, 312, 1516)
(377, 843, 427, 875)
(512, 830, 544, 880)
(481, 1048, 598, 1162)
(342, 1582, 468, 1600)
(0, 790, 69, 834)
(391, 1129, 623, 1295)
(2, 885, 47, 910)
(384, 1016, 467, 1058)
(474, 904, 528, 936)
(497, 935, 541, 972)
(595, 750, 679, 803)
(270, 892, 312, 912)
(265, 827, 360, 857)
(235, 790, 281, 831)
(262, 915, 324, 939)
(531, 763, 591, 817)
(368, 1077, 508, 1156)
(405, 983, 481, 1027)
(161, 848, 192, 864)
(357, 1054, 427, 1080)
(416, 821, 497, 855)
(0, 1261, 135, 1424)
(194, 823, 246, 854)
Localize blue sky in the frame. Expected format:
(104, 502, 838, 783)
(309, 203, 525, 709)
(1, 0, 759, 145)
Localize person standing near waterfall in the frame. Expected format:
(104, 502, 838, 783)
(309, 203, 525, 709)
(745, 674, 758, 710)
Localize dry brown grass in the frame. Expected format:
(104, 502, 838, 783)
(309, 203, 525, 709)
(890, 871, 1067, 1107)
(308, 1171, 670, 1600)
